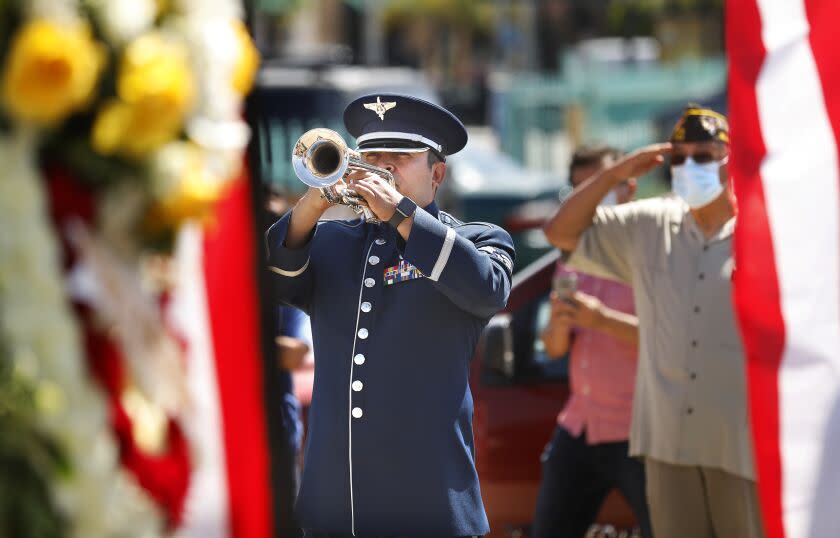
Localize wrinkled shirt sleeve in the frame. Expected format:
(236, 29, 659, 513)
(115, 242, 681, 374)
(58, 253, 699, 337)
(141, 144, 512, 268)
(565, 201, 653, 284)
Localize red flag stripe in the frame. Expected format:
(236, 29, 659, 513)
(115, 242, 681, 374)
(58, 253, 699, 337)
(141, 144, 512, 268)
(203, 178, 274, 538)
(732, 0, 840, 536)
(727, 2, 786, 537)
(171, 223, 232, 537)
(756, 0, 840, 531)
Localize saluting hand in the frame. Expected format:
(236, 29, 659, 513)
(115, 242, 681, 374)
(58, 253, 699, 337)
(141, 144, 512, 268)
(607, 143, 673, 183)
(346, 170, 404, 222)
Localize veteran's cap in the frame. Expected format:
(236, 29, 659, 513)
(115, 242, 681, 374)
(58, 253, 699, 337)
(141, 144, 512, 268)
(343, 93, 468, 161)
(670, 104, 730, 144)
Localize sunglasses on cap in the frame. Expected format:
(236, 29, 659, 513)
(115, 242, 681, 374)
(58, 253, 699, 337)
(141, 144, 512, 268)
(670, 152, 718, 166)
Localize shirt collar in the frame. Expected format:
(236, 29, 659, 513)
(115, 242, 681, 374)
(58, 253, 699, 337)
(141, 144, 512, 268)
(423, 200, 439, 217)
(715, 216, 736, 241)
(684, 210, 736, 244)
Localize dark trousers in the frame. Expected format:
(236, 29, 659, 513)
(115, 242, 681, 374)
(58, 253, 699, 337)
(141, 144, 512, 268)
(276, 392, 303, 538)
(531, 426, 653, 538)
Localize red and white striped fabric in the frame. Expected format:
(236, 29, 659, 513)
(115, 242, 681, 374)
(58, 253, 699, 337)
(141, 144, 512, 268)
(169, 177, 275, 538)
(728, 1, 840, 537)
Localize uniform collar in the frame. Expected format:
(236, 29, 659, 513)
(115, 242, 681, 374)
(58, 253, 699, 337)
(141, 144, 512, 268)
(423, 200, 439, 217)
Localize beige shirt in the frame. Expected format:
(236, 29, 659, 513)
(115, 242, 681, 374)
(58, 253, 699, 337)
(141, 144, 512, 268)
(567, 196, 754, 480)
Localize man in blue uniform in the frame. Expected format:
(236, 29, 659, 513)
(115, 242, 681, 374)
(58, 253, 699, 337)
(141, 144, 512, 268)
(266, 94, 515, 538)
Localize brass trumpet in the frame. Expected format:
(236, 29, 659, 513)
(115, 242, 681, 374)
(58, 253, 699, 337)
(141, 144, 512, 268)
(292, 128, 395, 223)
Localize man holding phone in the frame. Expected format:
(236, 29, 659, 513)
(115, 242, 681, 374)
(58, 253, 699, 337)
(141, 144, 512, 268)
(533, 146, 652, 538)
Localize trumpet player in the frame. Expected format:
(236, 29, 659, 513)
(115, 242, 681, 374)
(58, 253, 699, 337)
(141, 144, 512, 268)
(266, 94, 515, 538)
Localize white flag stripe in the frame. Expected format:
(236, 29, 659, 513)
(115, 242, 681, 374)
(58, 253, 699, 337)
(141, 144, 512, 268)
(755, 1, 840, 536)
(169, 224, 232, 538)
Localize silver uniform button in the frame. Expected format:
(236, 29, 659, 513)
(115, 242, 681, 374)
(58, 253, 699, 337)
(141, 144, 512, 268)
(364, 277, 376, 288)
(368, 255, 380, 265)
(375, 238, 386, 245)
(352, 407, 363, 418)
(358, 328, 369, 339)
(352, 380, 363, 391)
(354, 354, 365, 365)
(361, 301, 372, 313)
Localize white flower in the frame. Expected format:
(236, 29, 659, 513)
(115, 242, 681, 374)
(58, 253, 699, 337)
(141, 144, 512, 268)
(175, 13, 251, 182)
(90, 0, 157, 45)
(26, 0, 78, 21)
(0, 132, 165, 537)
(175, 0, 242, 19)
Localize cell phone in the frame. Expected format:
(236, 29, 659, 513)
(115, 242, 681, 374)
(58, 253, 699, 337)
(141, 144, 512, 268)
(552, 272, 578, 300)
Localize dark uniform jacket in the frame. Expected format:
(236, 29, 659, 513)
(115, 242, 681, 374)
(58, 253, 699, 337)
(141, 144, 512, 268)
(266, 201, 514, 537)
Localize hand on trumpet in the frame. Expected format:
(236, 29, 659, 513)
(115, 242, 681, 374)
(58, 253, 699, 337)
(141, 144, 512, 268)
(345, 170, 404, 223)
(301, 186, 333, 214)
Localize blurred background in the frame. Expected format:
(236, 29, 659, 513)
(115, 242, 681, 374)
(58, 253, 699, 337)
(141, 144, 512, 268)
(0, 1, 726, 537)
(248, 0, 726, 268)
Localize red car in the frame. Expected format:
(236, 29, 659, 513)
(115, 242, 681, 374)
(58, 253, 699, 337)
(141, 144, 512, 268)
(471, 250, 637, 537)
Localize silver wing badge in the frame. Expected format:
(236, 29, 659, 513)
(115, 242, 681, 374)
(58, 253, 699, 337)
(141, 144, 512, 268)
(363, 96, 397, 120)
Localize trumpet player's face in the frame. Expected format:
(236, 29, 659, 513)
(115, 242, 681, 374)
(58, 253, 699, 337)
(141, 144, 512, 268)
(361, 150, 446, 207)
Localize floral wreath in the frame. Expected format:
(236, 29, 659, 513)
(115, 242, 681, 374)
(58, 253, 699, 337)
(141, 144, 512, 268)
(0, 0, 258, 534)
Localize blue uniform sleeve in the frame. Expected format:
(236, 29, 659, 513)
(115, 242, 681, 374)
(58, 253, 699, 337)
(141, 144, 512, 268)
(279, 305, 311, 343)
(403, 207, 515, 318)
(265, 210, 315, 313)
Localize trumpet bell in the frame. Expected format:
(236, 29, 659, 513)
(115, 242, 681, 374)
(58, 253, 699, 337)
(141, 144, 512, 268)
(292, 128, 350, 188)
(291, 127, 396, 224)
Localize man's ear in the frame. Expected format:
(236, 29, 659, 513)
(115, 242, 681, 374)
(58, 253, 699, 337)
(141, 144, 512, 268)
(432, 161, 447, 189)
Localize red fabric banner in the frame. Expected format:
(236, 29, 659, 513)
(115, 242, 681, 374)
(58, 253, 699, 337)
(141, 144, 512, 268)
(203, 178, 274, 538)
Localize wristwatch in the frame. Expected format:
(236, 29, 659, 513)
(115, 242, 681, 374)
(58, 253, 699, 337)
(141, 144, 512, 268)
(388, 197, 417, 229)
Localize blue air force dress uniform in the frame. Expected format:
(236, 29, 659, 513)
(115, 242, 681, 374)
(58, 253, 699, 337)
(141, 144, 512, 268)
(266, 94, 515, 537)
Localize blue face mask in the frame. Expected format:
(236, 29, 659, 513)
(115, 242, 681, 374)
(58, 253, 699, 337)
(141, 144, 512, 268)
(671, 157, 725, 208)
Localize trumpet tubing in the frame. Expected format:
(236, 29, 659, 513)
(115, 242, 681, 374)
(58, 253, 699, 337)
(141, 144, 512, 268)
(291, 128, 395, 223)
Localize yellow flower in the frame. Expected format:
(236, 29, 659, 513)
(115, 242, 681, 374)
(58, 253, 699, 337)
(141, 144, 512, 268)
(2, 20, 105, 125)
(152, 169, 221, 227)
(91, 32, 195, 158)
(231, 20, 260, 95)
(92, 98, 183, 157)
(118, 33, 195, 109)
(145, 143, 224, 230)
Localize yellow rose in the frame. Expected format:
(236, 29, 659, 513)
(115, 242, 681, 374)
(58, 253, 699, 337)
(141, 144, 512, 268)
(91, 32, 195, 158)
(92, 98, 183, 158)
(151, 169, 221, 227)
(145, 143, 224, 230)
(91, 99, 132, 155)
(2, 20, 105, 125)
(118, 33, 195, 110)
(231, 19, 260, 95)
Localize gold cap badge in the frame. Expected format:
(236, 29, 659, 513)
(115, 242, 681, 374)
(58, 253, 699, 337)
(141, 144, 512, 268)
(363, 96, 396, 121)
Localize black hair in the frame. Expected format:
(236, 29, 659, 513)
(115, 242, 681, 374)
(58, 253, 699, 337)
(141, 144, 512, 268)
(427, 150, 444, 168)
(569, 144, 623, 179)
